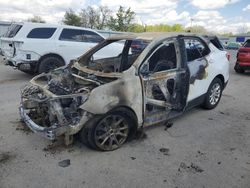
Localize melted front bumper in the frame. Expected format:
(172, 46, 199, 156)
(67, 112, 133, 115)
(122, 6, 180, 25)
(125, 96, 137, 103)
(19, 104, 68, 140)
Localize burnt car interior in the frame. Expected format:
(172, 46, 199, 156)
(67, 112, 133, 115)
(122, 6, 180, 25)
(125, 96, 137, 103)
(139, 40, 187, 126)
(148, 43, 178, 102)
(148, 43, 177, 72)
(86, 39, 149, 73)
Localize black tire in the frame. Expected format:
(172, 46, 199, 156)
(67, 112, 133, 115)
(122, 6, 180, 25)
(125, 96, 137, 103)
(79, 126, 90, 146)
(203, 78, 223, 109)
(81, 108, 136, 151)
(38, 56, 64, 74)
(234, 64, 244, 73)
(79, 117, 100, 147)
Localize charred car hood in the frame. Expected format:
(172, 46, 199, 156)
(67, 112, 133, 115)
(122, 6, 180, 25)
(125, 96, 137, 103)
(28, 62, 121, 98)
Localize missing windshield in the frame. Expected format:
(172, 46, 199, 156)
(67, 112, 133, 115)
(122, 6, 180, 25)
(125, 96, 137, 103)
(84, 39, 149, 73)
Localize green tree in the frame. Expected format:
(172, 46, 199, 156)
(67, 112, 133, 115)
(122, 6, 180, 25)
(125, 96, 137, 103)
(27, 15, 45, 23)
(108, 6, 135, 32)
(63, 9, 81, 26)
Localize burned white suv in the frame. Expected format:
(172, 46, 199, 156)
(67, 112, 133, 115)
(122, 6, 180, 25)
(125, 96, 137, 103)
(20, 33, 229, 151)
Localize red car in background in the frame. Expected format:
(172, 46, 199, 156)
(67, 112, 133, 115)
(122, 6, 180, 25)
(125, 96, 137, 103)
(234, 39, 250, 73)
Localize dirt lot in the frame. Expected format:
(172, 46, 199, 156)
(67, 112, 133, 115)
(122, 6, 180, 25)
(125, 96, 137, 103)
(0, 51, 249, 188)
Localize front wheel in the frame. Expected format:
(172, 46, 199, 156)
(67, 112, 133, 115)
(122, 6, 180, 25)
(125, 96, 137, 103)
(81, 109, 136, 151)
(203, 78, 223, 109)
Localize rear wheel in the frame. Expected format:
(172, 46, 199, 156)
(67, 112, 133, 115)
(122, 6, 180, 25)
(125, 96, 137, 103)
(38, 56, 64, 73)
(203, 78, 223, 109)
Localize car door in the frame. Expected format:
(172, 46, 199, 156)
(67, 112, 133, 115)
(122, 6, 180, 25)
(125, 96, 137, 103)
(182, 37, 211, 102)
(56, 28, 104, 64)
(139, 38, 190, 126)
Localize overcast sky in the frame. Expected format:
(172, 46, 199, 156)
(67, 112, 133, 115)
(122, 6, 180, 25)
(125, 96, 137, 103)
(0, 0, 250, 34)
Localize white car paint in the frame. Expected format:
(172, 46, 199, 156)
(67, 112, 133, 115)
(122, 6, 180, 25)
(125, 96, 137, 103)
(187, 43, 230, 102)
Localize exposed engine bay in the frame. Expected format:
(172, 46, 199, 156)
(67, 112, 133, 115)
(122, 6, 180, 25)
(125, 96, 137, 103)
(20, 64, 120, 143)
(23, 69, 86, 125)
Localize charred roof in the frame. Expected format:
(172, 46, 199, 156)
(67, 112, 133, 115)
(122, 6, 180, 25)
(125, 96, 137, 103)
(107, 32, 218, 41)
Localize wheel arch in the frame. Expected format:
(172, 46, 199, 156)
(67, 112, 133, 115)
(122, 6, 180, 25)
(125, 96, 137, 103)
(109, 106, 139, 132)
(84, 105, 139, 134)
(214, 74, 225, 89)
(205, 74, 225, 94)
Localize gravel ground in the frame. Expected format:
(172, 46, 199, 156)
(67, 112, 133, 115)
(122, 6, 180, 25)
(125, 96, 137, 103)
(0, 51, 250, 188)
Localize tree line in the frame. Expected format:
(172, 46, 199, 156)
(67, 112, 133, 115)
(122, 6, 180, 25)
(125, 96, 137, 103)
(62, 6, 195, 33)
(61, 6, 213, 33)
(62, 6, 137, 32)
(28, 5, 249, 35)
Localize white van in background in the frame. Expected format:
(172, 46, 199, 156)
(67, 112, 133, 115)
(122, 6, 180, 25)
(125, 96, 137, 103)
(0, 22, 122, 74)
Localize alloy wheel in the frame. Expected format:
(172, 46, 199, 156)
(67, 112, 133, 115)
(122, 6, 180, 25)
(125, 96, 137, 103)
(94, 114, 129, 151)
(209, 83, 221, 105)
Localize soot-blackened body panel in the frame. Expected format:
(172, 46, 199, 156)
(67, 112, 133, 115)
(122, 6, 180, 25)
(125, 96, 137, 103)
(188, 58, 208, 84)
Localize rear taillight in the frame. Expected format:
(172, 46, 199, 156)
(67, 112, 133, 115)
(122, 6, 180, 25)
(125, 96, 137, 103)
(226, 52, 230, 61)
